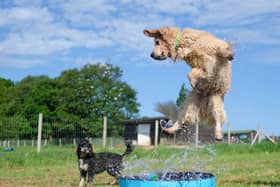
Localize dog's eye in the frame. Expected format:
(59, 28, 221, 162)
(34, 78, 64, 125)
(155, 40, 160, 45)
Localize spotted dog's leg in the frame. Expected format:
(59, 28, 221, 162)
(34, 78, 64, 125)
(107, 164, 122, 184)
(79, 170, 87, 187)
(87, 168, 94, 186)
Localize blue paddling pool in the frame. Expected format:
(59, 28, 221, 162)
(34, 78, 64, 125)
(120, 172, 216, 187)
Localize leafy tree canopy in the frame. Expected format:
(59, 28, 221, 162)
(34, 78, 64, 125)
(0, 63, 139, 138)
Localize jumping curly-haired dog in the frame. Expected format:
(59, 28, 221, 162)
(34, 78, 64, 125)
(76, 139, 133, 187)
(144, 27, 234, 140)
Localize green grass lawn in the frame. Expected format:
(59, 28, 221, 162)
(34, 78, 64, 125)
(0, 142, 279, 187)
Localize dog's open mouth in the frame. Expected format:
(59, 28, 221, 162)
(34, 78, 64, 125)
(152, 55, 167, 61)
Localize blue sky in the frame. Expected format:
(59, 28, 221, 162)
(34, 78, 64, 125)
(0, 0, 279, 135)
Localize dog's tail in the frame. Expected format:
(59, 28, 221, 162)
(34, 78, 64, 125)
(122, 140, 134, 158)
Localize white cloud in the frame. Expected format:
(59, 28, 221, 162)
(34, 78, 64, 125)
(187, 0, 280, 46)
(0, 7, 53, 27)
(216, 28, 280, 46)
(0, 0, 279, 68)
(192, 0, 280, 27)
(130, 0, 201, 14)
(55, 0, 117, 27)
(0, 55, 45, 68)
(0, 22, 112, 55)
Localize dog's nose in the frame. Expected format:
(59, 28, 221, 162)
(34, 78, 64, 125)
(151, 53, 155, 58)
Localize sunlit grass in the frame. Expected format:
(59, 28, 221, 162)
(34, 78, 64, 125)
(0, 142, 279, 187)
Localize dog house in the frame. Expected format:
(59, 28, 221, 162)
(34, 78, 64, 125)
(122, 117, 168, 146)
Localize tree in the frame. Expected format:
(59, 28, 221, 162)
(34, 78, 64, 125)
(155, 101, 178, 122)
(0, 75, 59, 117)
(0, 76, 59, 139)
(156, 83, 190, 121)
(56, 63, 139, 136)
(0, 77, 14, 103)
(0, 63, 140, 138)
(176, 83, 190, 107)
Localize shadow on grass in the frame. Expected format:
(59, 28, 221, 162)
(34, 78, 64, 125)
(251, 181, 280, 186)
(223, 180, 280, 187)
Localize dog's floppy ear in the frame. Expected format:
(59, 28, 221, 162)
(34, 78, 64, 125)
(144, 29, 161, 37)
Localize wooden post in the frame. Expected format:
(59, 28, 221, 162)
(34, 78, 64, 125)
(251, 130, 260, 145)
(89, 138, 93, 145)
(31, 140, 34, 147)
(110, 137, 113, 149)
(173, 133, 176, 145)
(17, 139, 20, 147)
(37, 113, 43, 153)
(195, 122, 199, 149)
(102, 115, 107, 149)
(272, 132, 275, 142)
(227, 123, 231, 145)
(258, 128, 262, 143)
(73, 138, 76, 146)
(59, 139, 62, 147)
(263, 132, 276, 144)
(154, 120, 159, 147)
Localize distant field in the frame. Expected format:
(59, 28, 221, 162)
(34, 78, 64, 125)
(0, 142, 279, 187)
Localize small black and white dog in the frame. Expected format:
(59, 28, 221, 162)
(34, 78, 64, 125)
(76, 139, 133, 187)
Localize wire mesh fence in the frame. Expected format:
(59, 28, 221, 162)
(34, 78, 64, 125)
(1, 115, 277, 148)
(0, 114, 125, 148)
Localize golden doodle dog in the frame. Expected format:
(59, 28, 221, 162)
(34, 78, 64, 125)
(144, 27, 234, 140)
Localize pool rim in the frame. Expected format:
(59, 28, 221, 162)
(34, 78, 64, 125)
(120, 171, 215, 181)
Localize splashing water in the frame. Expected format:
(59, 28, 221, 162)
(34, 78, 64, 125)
(123, 144, 218, 181)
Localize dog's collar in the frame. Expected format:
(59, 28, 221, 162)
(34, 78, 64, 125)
(175, 31, 182, 49)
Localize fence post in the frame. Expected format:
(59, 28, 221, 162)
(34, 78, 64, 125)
(102, 115, 107, 149)
(73, 138, 76, 146)
(195, 122, 199, 149)
(37, 113, 43, 153)
(258, 127, 262, 143)
(262, 131, 276, 144)
(251, 130, 260, 145)
(155, 120, 159, 147)
(227, 123, 231, 144)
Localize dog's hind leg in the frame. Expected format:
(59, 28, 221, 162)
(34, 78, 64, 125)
(179, 90, 200, 125)
(163, 90, 200, 134)
(209, 94, 226, 141)
(107, 164, 122, 185)
(162, 120, 181, 134)
(87, 169, 94, 186)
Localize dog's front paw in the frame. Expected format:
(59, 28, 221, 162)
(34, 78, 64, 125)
(109, 179, 118, 185)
